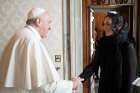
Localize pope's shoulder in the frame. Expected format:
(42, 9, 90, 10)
(14, 27, 38, 43)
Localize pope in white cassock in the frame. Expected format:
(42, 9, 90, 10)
(0, 7, 81, 93)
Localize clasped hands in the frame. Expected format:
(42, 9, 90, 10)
(71, 77, 84, 90)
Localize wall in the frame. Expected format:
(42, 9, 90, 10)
(0, 0, 64, 78)
(70, 0, 83, 93)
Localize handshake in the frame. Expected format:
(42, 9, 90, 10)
(71, 76, 84, 90)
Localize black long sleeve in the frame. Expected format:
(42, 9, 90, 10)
(79, 46, 100, 81)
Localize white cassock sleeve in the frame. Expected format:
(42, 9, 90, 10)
(0, 32, 73, 93)
(42, 80, 73, 93)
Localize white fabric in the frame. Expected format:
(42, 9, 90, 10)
(0, 80, 73, 93)
(27, 8, 46, 19)
(0, 25, 73, 93)
(132, 77, 140, 87)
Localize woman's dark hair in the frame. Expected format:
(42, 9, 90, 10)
(107, 11, 129, 43)
(102, 11, 125, 34)
(108, 11, 125, 33)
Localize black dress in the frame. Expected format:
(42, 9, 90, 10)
(80, 35, 123, 93)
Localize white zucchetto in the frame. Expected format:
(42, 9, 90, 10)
(27, 7, 46, 20)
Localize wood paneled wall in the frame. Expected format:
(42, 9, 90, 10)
(82, 0, 91, 93)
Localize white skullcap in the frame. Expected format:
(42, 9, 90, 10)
(27, 7, 46, 20)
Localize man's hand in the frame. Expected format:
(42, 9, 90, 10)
(71, 77, 84, 90)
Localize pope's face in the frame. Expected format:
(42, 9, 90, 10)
(39, 14, 52, 38)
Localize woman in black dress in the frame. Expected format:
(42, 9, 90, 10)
(79, 13, 137, 93)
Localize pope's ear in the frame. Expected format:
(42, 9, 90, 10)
(36, 18, 41, 26)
